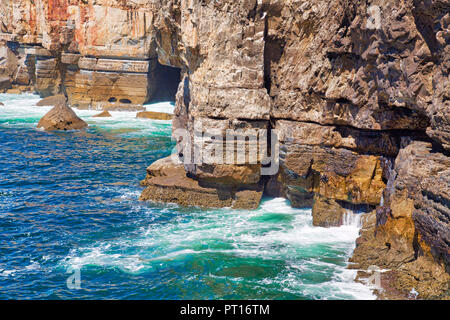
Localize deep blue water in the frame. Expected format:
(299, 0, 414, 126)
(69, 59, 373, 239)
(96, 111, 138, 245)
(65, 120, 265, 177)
(0, 94, 374, 300)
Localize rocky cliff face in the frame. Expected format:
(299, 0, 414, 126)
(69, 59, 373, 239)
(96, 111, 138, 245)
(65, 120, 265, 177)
(1, 0, 448, 299)
(0, 0, 180, 108)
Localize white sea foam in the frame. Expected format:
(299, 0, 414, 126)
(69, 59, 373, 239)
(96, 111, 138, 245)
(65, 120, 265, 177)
(0, 261, 41, 277)
(0, 93, 50, 127)
(24, 261, 41, 271)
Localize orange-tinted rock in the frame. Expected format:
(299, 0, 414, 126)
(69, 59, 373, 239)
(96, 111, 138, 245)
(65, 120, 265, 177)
(276, 120, 387, 226)
(65, 66, 153, 109)
(6, 88, 21, 94)
(93, 110, 112, 118)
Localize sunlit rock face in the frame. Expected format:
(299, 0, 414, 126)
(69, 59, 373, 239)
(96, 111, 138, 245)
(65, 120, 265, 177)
(62, 1, 159, 108)
(0, 0, 448, 298)
(0, 0, 168, 106)
(146, 0, 450, 299)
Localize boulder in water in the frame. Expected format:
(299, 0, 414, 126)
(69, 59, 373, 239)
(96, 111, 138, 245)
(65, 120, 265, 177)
(6, 88, 21, 94)
(37, 103, 88, 131)
(0, 102, 4, 106)
(36, 94, 67, 107)
(93, 110, 112, 118)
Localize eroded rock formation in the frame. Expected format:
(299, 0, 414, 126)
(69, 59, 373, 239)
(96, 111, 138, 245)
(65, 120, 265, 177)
(37, 102, 88, 130)
(147, 0, 450, 299)
(1, 0, 448, 298)
(136, 111, 172, 120)
(0, 0, 180, 108)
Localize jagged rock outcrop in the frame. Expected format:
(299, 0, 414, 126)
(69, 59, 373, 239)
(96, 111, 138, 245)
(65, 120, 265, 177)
(93, 110, 112, 118)
(350, 140, 449, 299)
(0, 43, 33, 93)
(276, 120, 390, 226)
(145, 0, 449, 298)
(0, 0, 180, 107)
(37, 103, 88, 131)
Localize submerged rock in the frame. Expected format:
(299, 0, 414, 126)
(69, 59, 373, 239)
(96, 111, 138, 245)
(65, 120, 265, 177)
(93, 110, 112, 118)
(36, 94, 67, 107)
(0, 102, 4, 106)
(37, 103, 88, 131)
(136, 111, 172, 120)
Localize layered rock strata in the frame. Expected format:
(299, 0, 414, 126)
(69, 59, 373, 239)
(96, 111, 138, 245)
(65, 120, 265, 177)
(350, 140, 449, 299)
(0, 0, 448, 298)
(65, 57, 156, 110)
(140, 157, 263, 210)
(0, 0, 180, 107)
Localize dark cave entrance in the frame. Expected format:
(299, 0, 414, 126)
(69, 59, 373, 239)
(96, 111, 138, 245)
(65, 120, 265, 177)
(148, 60, 181, 103)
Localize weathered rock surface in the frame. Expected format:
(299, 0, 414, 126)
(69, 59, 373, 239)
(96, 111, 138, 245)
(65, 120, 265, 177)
(276, 120, 387, 226)
(0, 0, 180, 108)
(65, 58, 157, 109)
(36, 94, 67, 106)
(0, 44, 33, 92)
(149, 0, 449, 298)
(136, 111, 172, 121)
(0, 76, 11, 91)
(93, 110, 112, 118)
(350, 140, 450, 299)
(37, 103, 88, 131)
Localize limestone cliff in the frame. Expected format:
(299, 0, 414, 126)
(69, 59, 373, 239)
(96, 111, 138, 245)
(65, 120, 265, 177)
(0, 0, 448, 299)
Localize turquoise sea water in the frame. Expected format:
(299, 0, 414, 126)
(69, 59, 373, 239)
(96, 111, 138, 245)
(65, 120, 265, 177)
(0, 94, 375, 300)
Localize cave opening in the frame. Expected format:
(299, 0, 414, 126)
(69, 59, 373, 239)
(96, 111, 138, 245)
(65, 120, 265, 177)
(148, 60, 181, 103)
